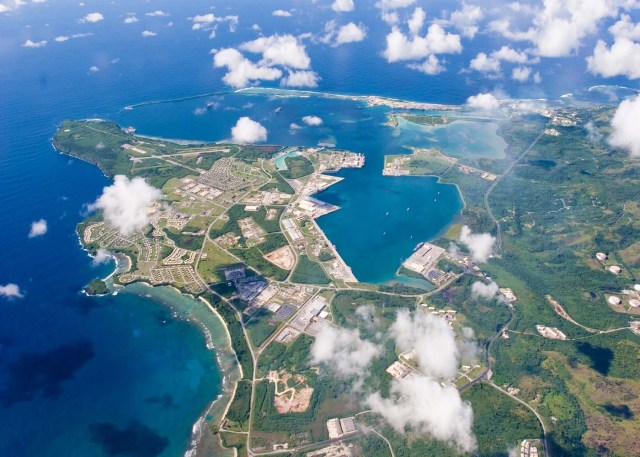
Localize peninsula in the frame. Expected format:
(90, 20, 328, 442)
(54, 96, 640, 457)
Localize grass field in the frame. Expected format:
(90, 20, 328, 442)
(280, 156, 314, 179)
(198, 242, 238, 283)
(246, 309, 281, 348)
(290, 255, 331, 285)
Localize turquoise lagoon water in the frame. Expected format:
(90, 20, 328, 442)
(274, 149, 301, 170)
(395, 116, 508, 160)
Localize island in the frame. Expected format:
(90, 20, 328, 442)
(84, 278, 109, 296)
(53, 96, 640, 457)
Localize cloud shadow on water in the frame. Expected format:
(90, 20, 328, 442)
(0, 341, 94, 407)
(89, 421, 170, 457)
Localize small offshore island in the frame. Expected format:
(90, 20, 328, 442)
(53, 94, 640, 457)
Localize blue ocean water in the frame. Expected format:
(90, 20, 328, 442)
(0, 1, 636, 456)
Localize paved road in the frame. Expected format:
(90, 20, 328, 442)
(459, 305, 514, 393)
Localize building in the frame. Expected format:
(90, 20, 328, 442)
(595, 252, 607, 261)
(608, 296, 621, 306)
(386, 361, 412, 379)
(326, 417, 358, 440)
(339, 417, 357, 435)
(326, 419, 342, 440)
(224, 265, 246, 281)
(609, 265, 622, 275)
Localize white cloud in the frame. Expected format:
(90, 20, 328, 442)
(88, 65, 100, 73)
(141, 30, 157, 37)
(213, 48, 282, 88)
(492, 45, 530, 63)
(471, 280, 499, 300)
(302, 115, 323, 126)
(466, 93, 500, 110)
(335, 22, 367, 45)
(609, 14, 640, 40)
(508, 2, 537, 14)
(88, 175, 162, 236)
(54, 33, 92, 43)
(272, 9, 292, 17)
(381, 11, 399, 25)
(231, 117, 268, 144)
(355, 304, 380, 329)
(80, 12, 103, 23)
(241, 34, 310, 69)
(364, 310, 478, 451)
(213, 34, 317, 95)
(585, 121, 603, 143)
(408, 54, 445, 74)
(391, 310, 461, 379)
(22, 39, 47, 48)
(311, 325, 381, 378)
(469, 52, 501, 73)
(0, 283, 23, 299)
(608, 95, 640, 157)
(458, 225, 496, 262)
(366, 375, 476, 453)
(587, 38, 640, 79)
(332, 0, 355, 13)
(470, 46, 536, 75)
(92, 248, 112, 266)
(407, 7, 425, 36)
(191, 13, 238, 33)
(145, 10, 168, 17)
(28, 219, 48, 238)
(308, 307, 479, 453)
(281, 70, 320, 88)
(449, 3, 484, 38)
(192, 14, 216, 25)
(512, 65, 532, 81)
(124, 16, 138, 24)
(383, 24, 462, 63)
(375, 0, 415, 10)
(1, 0, 48, 13)
(489, 0, 634, 58)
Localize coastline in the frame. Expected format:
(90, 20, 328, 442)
(78, 232, 242, 457)
(236, 86, 460, 111)
(120, 284, 240, 457)
(76, 217, 239, 457)
(309, 217, 357, 283)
